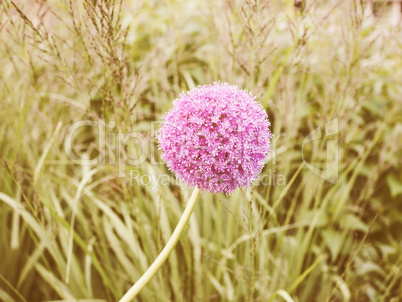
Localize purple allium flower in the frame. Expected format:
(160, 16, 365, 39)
(157, 82, 271, 195)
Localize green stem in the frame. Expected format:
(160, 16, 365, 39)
(119, 187, 201, 302)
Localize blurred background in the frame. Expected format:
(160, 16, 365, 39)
(0, 0, 401, 301)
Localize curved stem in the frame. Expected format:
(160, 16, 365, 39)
(119, 187, 201, 302)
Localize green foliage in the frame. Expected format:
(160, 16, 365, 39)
(0, 0, 401, 301)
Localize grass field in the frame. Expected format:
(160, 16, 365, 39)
(1, 0, 402, 301)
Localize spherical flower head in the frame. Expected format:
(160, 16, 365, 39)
(157, 82, 271, 195)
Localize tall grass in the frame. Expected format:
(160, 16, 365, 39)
(0, 0, 401, 301)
